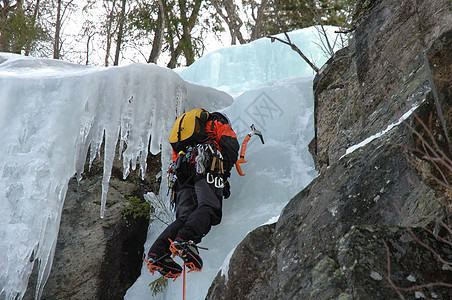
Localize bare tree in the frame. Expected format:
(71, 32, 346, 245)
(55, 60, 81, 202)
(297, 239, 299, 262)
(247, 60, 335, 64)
(210, 0, 271, 44)
(266, 1, 320, 72)
(147, 0, 165, 63)
(82, 22, 96, 65)
(248, 0, 269, 41)
(380, 55, 452, 299)
(52, 0, 75, 59)
(210, 0, 246, 45)
(53, 0, 61, 58)
(268, 32, 319, 72)
(126, 0, 208, 67)
(24, 0, 41, 55)
(113, 0, 126, 65)
(103, 0, 117, 66)
(165, 0, 203, 68)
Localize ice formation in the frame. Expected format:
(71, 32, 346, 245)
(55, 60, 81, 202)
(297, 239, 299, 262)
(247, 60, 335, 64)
(178, 25, 342, 95)
(0, 54, 231, 299)
(125, 26, 341, 299)
(0, 25, 342, 299)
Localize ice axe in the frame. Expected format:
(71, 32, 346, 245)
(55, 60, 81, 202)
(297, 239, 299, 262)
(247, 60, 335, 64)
(235, 124, 265, 176)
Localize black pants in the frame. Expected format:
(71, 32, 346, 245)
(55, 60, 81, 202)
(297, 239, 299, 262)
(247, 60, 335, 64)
(148, 177, 223, 255)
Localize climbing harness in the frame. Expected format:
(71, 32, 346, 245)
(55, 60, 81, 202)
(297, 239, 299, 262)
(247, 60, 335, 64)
(235, 124, 265, 176)
(167, 142, 226, 198)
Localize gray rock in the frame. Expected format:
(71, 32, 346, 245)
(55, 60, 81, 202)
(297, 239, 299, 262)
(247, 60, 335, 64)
(25, 151, 161, 300)
(207, 0, 452, 299)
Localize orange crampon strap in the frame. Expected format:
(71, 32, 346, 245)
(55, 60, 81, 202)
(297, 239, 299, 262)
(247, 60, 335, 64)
(184, 262, 201, 273)
(163, 271, 181, 281)
(168, 238, 182, 257)
(143, 258, 181, 281)
(168, 239, 202, 273)
(143, 258, 162, 275)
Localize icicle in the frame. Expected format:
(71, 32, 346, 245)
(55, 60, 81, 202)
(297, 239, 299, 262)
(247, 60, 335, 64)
(1, 54, 237, 298)
(100, 125, 120, 218)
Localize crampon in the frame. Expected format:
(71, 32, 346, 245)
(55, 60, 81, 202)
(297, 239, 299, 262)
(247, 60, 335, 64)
(169, 238, 206, 272)
(144, 253, 182, 281)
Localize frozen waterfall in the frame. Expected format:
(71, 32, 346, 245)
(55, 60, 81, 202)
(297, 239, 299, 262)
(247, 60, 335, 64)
(0, 26, 342, 299)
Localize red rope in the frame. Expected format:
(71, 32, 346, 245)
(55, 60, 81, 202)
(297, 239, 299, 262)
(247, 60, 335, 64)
(183, 263, 186, 300)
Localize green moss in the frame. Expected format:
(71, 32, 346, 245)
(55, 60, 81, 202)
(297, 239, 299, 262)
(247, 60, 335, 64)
(298, 223, 307, 232)
(348, 259, 358, 271)
(404, 186, 441, 227)
(312, 256, 337, 282)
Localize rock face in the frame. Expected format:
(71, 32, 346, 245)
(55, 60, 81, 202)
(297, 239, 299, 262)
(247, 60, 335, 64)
(24, 151, 161, 300)
(207, 0, 452, 299)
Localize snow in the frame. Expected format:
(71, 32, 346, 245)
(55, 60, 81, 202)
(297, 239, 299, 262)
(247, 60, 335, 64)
(0, 26, 342, 299)
(340, 104, 421, 159)
(220, 247, 236, 282)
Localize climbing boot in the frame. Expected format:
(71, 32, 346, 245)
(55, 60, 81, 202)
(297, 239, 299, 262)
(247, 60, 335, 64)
(145, 252, 182, 279)
(169, 237, 203, 271)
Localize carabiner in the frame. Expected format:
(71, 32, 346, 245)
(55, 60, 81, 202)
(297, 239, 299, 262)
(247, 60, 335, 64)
(207, 173, 215, 184)
(214, 177, 224, 188)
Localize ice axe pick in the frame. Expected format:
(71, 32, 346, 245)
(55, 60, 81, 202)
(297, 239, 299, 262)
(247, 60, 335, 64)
(235, 124, 265, 176)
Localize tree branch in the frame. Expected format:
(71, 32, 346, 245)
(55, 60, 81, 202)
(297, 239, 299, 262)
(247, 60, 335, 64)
(266, 0, 319, 73)
(423, 53, 452, 156)
(267, 35, 319, 73)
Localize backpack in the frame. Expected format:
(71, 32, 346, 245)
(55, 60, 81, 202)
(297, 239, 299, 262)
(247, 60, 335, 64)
(169, 108, 210, 153)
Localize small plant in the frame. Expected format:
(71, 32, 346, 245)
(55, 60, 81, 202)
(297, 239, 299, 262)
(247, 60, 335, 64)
(122, 196, 151, 221)
(144, 192, 174, 225)
(148, 276, 168, 296)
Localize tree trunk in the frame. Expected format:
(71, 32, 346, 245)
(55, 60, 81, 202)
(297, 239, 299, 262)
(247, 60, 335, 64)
(11, 0, 24, 53)
(167, 0, 202, 68)
(53, 0, 62, 59)
(104, 0, 117, 67)
(211, 0, 246, 45)
(0, 3, 6, 51)
(113, 0, 126, 66)
(147, 0, 165, 64)
(179, 0, 194, 65)
(24, 0, 40, 56)
(250, 0, 269, 41)
(0, 1, 12, 52)
(164, 0, 177, 69)
(85, 33, 93, 65)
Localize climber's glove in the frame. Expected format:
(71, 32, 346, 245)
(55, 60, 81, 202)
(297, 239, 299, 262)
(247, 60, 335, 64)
(223, 180, 231, 199)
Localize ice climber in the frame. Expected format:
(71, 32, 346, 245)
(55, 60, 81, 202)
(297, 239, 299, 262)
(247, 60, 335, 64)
(145, 109, 239, 279)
